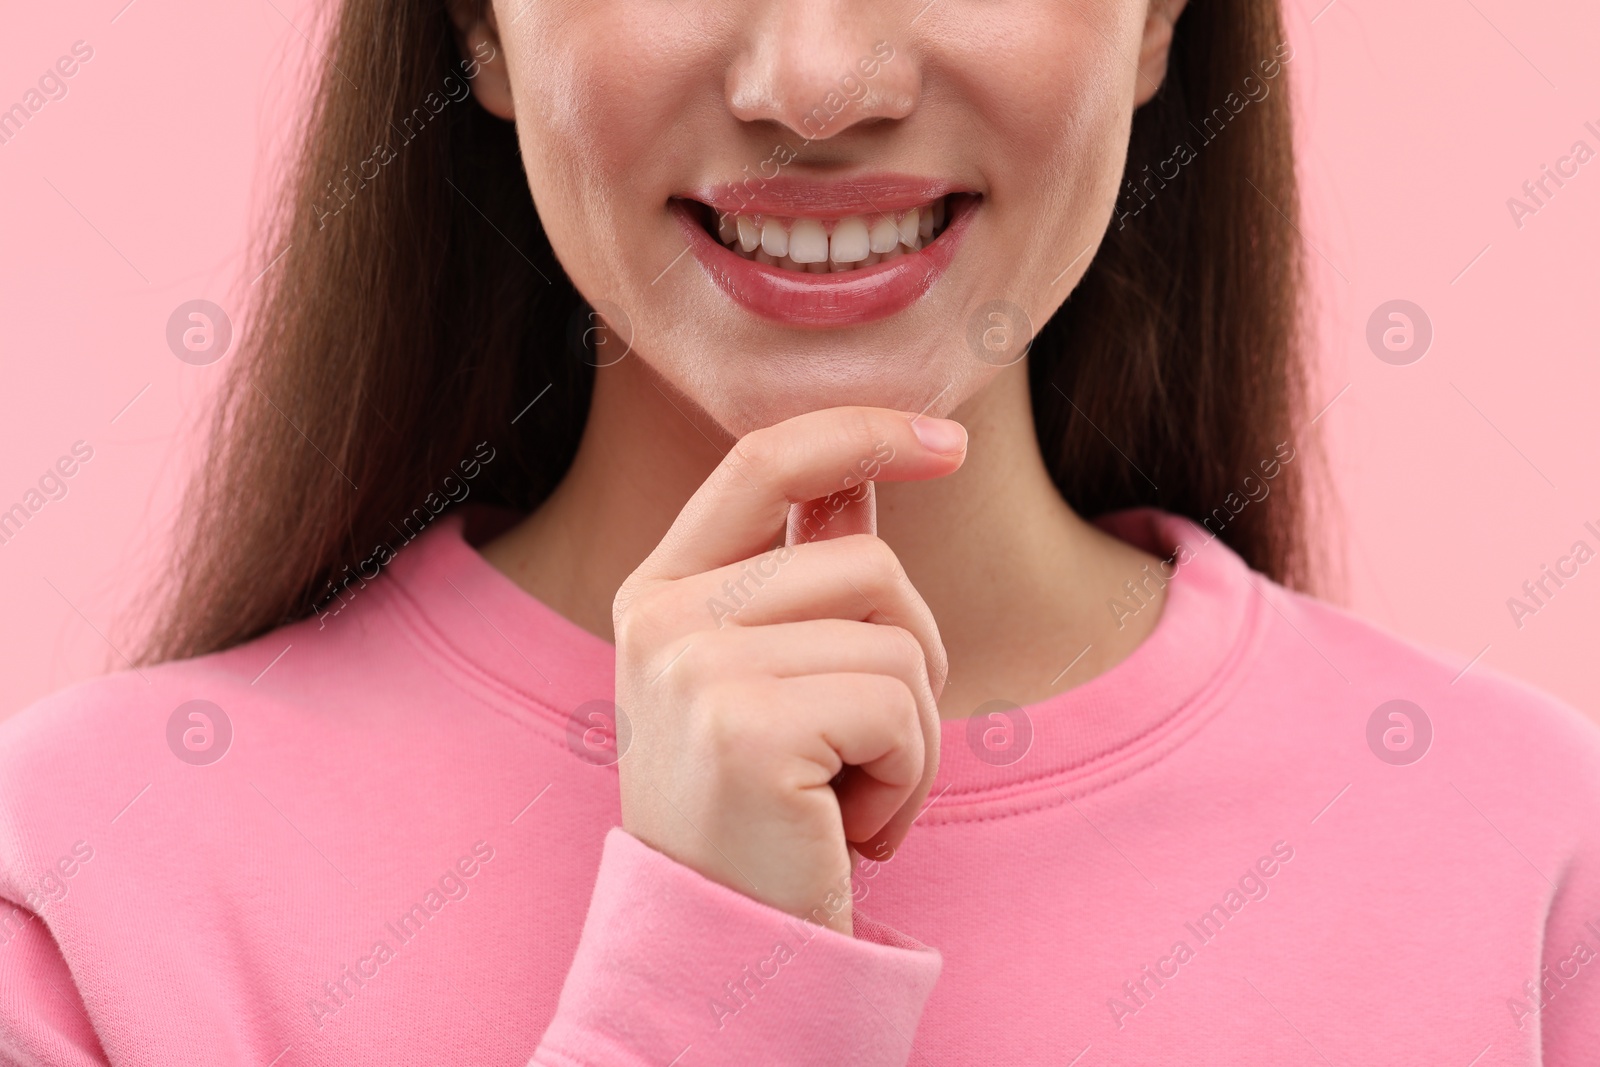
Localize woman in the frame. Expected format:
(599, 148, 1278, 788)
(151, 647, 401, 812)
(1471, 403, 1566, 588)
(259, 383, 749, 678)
(2, 0, 1596, 1063)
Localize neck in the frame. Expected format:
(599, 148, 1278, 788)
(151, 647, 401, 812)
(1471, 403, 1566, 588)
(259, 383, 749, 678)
(480, 353, 1165, 717)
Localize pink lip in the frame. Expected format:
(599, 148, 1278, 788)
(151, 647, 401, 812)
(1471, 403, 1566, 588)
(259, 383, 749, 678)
(671, 182, 978, 328)
(687, 174, 967, 218)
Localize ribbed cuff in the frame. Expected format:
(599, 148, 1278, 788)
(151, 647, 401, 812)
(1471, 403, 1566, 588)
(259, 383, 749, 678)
(531, 827, 942, 1067)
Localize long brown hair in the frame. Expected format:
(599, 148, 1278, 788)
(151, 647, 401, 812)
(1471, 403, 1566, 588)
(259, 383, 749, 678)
(140, 0, 1322, 665)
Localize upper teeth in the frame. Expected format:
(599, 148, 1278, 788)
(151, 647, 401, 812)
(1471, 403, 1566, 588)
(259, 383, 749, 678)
(711, 198, 949, 273)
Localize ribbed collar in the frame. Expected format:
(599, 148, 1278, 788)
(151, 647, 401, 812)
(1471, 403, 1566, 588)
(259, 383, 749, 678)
(924, 508, 1265, 820)
(379, 505, 1264, 821)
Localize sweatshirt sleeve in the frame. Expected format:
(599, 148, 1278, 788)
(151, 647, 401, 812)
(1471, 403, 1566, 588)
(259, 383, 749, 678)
(0, 900, 109, 1067)
(1536, 831, 1600, 1062)
(529, 827, 941, 1067)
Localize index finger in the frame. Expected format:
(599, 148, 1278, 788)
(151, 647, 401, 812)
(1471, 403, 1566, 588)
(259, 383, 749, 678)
(633, 406, 967, 583)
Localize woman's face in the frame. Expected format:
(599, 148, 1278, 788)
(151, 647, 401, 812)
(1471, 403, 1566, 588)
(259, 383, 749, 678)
(474, 0, 1179, 434)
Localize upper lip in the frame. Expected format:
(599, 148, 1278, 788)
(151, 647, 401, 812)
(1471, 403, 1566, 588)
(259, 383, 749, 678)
(682, 173, 973, 218)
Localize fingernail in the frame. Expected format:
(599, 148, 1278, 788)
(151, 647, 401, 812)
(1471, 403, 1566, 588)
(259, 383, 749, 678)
(911, 417, 967, 455)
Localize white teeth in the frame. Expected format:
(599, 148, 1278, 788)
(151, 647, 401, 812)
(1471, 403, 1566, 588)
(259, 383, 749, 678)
(737, 215, 760, 252)
(788, 219, 828, 264)
(897, 208, 920, 247)
(760, 218, 788, 258)
(829, 217, 870, 263)
(710, 198, 951, 272)
(869, 216, 900, 254)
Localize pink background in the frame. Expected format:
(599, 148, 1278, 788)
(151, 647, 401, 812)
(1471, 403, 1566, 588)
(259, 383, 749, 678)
(2, 0, 1597, 721)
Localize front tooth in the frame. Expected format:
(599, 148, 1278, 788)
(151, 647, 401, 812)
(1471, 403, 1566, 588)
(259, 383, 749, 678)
(829, 217, 870, 263)
(717, 212, 737, 244)
(931, 198, 946, 229)
(760, 218, 789, 258)
(788, 219, 828, 264)
(897, 208, 920, 247)
(737, 215, 760, 252)
(869, 217, 900, 254)
(754, 247, 778, 266)
(918, 209, 934, 239)
(777, 254, 809, 272)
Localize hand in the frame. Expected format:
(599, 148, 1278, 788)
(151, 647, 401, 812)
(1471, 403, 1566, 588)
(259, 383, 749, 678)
(613, 406, 967, 934)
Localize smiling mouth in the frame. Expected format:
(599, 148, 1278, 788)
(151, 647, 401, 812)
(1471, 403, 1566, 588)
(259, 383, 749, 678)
(671, 181, 978, 327)
(684, 194, 965, 273)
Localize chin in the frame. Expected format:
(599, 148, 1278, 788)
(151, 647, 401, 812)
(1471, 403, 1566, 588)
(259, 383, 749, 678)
(656, 338, 985, 437)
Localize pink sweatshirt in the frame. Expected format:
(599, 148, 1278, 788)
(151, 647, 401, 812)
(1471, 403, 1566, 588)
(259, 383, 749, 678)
(2, 507, 1598, 1066)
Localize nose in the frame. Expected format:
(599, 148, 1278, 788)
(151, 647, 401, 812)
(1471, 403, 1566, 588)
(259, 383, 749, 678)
(726, 1, 921, 141)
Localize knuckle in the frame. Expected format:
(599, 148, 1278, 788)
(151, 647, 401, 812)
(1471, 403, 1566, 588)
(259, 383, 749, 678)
(613, 583, 671, 651)
(884, 618, 946, 693)
(611, 579, 640, 629)
(859, 672, 913, 715)
(726, 431, 779, 483)
(892, 677, 921, 720)
(612, 601, 644, 651)
(853, 534, 904, 582)
(925, 638, 950, 687)
(878, 624, 923, 664)
(867, 678, 923, 754)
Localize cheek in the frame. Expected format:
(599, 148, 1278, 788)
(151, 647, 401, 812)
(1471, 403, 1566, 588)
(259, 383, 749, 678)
(1016, 76, 1125, 228)
(954, 6, 1139, 209)
(506, 6, 709, 223)
(928, 3, 1138, 327)
(502, 1, 725, 314)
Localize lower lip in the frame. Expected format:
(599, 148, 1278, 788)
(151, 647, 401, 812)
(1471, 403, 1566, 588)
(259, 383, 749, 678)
(671, 197, 976, 328)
